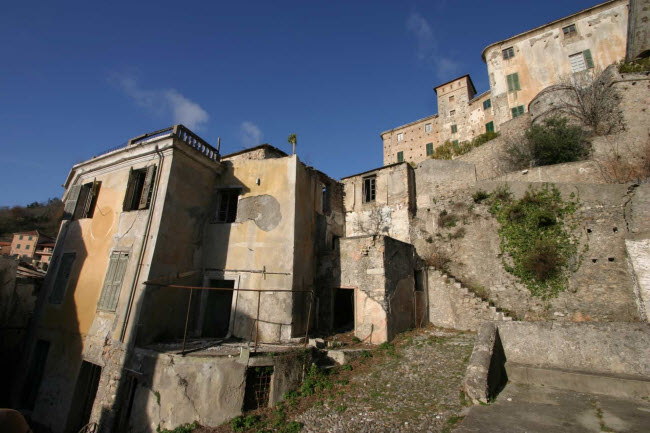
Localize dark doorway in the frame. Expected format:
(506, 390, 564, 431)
(21, 339, 50, 409)
(333, 288, 354, 331)
(202, 279, 235, 337)
(66, 361, 101, 433)
(243, 366, 273, 411)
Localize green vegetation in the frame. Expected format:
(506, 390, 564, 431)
(507, 117, 590, 169)
(300, 364, 333, 396)
(430, 131, 499, 160)
(618, 57, 650, 73)
(157, 421, 197, 433)
(488, 184, 582, 298)
(231, 415, 260, 432)
(0, 198, 63, 239)
(438, 210, 458, 228)
(472, 190, 490, 204)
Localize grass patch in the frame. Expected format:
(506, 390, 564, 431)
(158, 421, 198, 433)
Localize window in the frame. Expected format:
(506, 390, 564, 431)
(26, 244, 30, 250)
(507, 73, 521, 91)
(49, 252, 76, 304)
(486, 121, 495, 133)
(569, 50, 594, 72)
(426, 143, 434, 156)
(243, 366, 273, 411)
(425, 123, 432, 133)
(511, 105, 525, 118)
(483, 99, 492, 109)
(28, 236, 33, 241)
(449, 95, 455, 102)
(322, 184, 330, 214)
(63, 181, 102, 220)
(97, 251, 129, 311)
(16, 244, 21, 249)
(215, 189, 240, 223)
(397, 151, 404, 163)
(123, 166, 156, 212)
(502, 47, 515, 60)
(452, 140, 459, 145)
(563, 24, 577, 38)
(362, 176, 376, 203)
(19, 235, 23, 240)
(450, 110, 456, 116)
(451, 125, 458, 134)
(397, 133, 403, 142)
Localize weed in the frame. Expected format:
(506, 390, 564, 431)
(351, 336, 361, 343)
(438, 210, 459, 228)
(472, 190, 490, 203)
(442, 416, 464, 433)
(153, 390, 161, 406)
(231, 415, 260, 432)
(360, 350, 373, 359)
(157, 422, 198, 433)
(335, 405, 347, 413)
(341, 364, 353, 371)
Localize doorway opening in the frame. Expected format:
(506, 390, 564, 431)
(332, 288, 354, 332)
(243, 366, 273, 411)
(188, 279, 235, 338)
(66, 361, 101, 433)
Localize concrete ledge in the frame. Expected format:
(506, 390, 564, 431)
(505, 362, 650, 400)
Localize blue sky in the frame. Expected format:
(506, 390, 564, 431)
(0, 0, 600, 206)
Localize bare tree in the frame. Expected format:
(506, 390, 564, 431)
(597, 135, 650, 183)
(554, 69, 624, 136)
(355, 205, 391, 236)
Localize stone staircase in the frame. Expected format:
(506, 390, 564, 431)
(428, 269, 512, 331)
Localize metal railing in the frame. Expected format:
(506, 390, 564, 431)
(144, 282, 314, 355)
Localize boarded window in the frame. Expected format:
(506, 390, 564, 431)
(511, 105, 525, 118)
(483, 99, 492, 109)
(486, 121, 495, 133)
(243, 366, 273, 411)
(507, 73, 521, 91)
(570, 50, 594, 72)
(451, 124, 458, 134)
(426, 142, 434, 156)
(362, 176, 376, 203)
(397, 151, 404, 163)
(49, 252, 76, 304)
(21, 340, 50, 409)
(123, 166, 156, 211)
(502, 47, 515, 60)
(97, 251, 129, 311)
(215, 189, 240, 223)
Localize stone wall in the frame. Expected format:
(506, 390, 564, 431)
(627, 0, 650, 60)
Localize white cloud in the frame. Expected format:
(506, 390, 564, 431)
(239, 121, 263, 147)
(111, 74, 209, 130)
(406, 12, 460, 80)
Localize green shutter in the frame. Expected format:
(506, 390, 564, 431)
(397, 151, 404, 163)
(584, 49, 594, 68)
(426, 143, 433, 156)
(513, 73, 521, 90)
(97, 252, 129, 311)
(62, 185, 82, 220)
(138, 165, 156, 210)
(452, 140, 459, 145)
(507, 74, 514, 91)
(451, 125, 457, 133)
(483, 99, 491, 109)
(486, 121, 494, 133)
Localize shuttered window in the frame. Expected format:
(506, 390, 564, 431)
(62, 185, 82, 220)
(584, 49, 594, 69)
(486, 121, 495, 133)
(397, 151, 404, 163)
(97, 251, 129, 311)
(502, 47, 515, 60)
(215, 190, 240, 223)
(483, 99, 491, 109)
(49, 252, 76, 304)
(123, 166, 156, 211)
(451, 125, 458, 134)
(507, 73, 521, 92)
(569, 52, 586, 72)
(511, 105, 525, 118)
(426, 142, 434, 156)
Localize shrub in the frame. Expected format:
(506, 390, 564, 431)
(231, 416, 259, 432)
(472, 190, 490, 203)
(437, 210, 458, 228)
(426, 251, 451, 270)
(430, 132, 500, 160)
(618, 57, 650, 73)
(525, 117, 590, 166)
(489, 185, 582, 298)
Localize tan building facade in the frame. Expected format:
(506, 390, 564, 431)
(483, 0, 629, 129)
(10, 231, 40, 259)
(382, 0, 629, 167)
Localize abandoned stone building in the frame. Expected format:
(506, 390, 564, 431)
(6, 0, 650, 432)
(382, 0, 630, 166)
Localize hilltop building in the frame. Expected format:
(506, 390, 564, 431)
(382, 0, 629, 166)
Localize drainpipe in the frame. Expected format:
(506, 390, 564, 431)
(119, 145, 165, 343)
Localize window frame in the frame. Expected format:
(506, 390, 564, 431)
(451, 125, 458, 134)
(362, 175, 376, 204)
(507, 73, 521, 92)
(426, 142, 434, 156)
(483, 99, 492, 110)
(511, 105, 525, 118)
(214, 189, 241, 223)
(397, 132, 403, 142)
(425, 123, 432, 133)
(122, 166, 156, 212)
(502, 47, 515, 60)
(397, 151, 404, 163)
(562, 24, 577, 38)
(486, 121, 495, 133)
